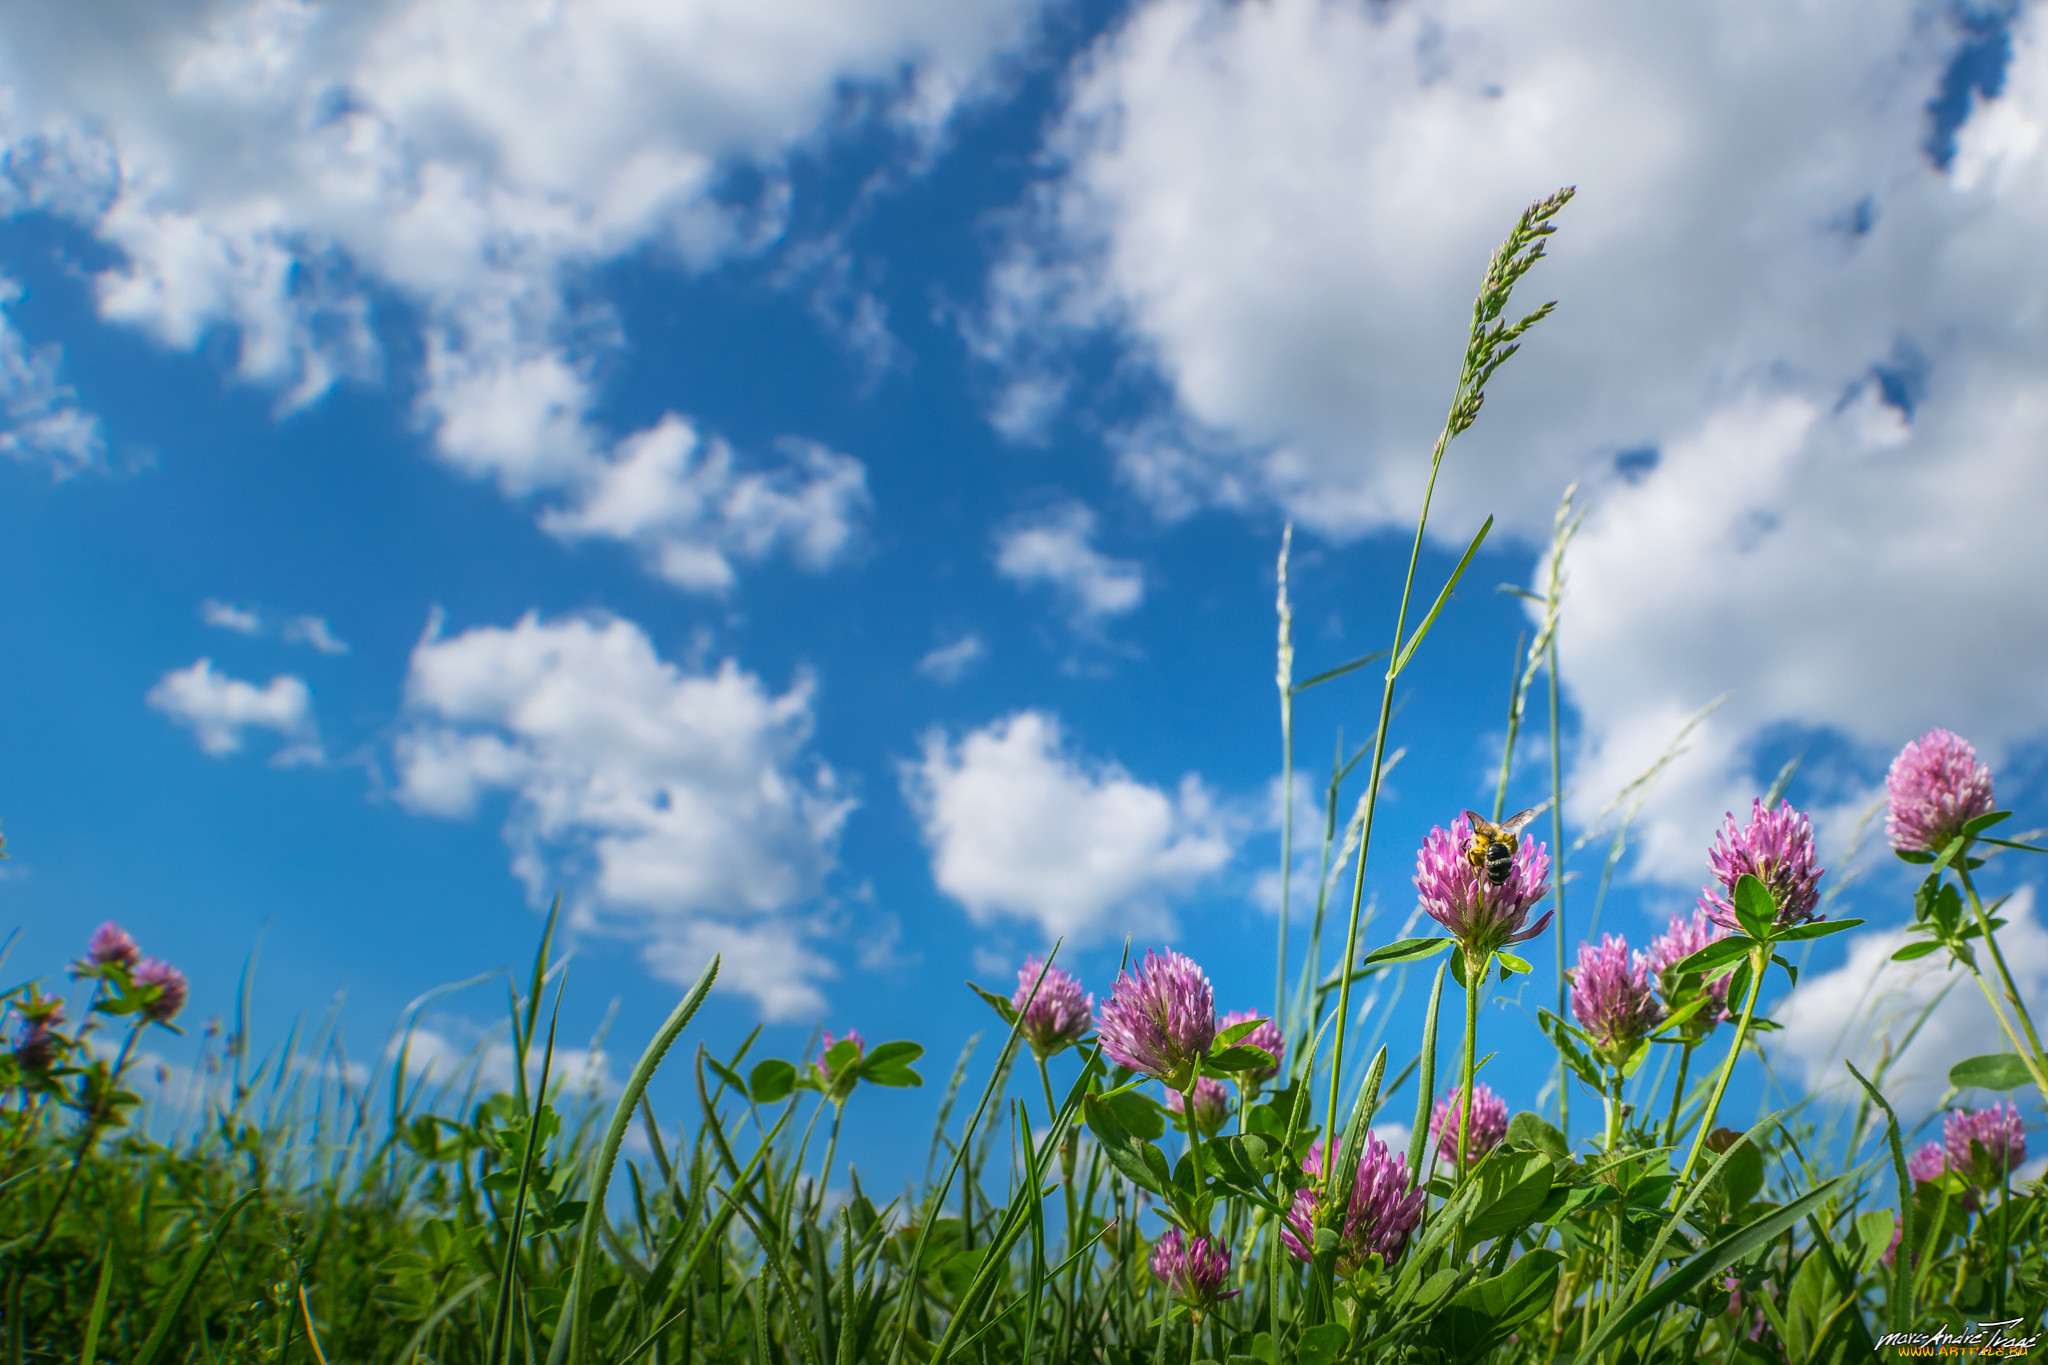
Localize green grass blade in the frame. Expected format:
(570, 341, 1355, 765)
(77, 1249, 113, 1365)
(134, 1189, 262, 1365)
(1844, 1059, 1916, 1334)
(1571, 1172, 1857, 1365)
(549, 953, 720, 1365)
(1408, 958, 1449, 1185)
(489, 968, 567, 1364)
(1392, 515, 1493, 676)
(395, 1278, 487, 1365)
(1291, 648, 1391, 695)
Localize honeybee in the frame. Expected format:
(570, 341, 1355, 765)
(1462, 808, 1539, 887)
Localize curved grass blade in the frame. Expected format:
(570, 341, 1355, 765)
(1844, 1059, 1916, 1334)
(77, 1249, 113, 1365)
(549, 954, 720, 1364)
(134, 1189, 262, 1365)
(396, 1278, 487, 1365)
(1571, 1172, 1856, 1365)
(1409, 958, 1450, 1185)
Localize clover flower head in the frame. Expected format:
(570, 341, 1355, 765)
(1413, 816, 1552, 955)
(1166, 1076, 1231, 1137)
(1569, 934, 1663, 1054)
(14, 1020, 58, 1071)
(1699, 799, 1823, 932)
(1886, 729, 1997, 855)
(1907, 1141, 1948, 1185)
(1647, 909, 1733, 1025)
(87, 922, 141, 970)
(1430, 1083, 1509, 1161)
(1149, 1226, 1234, 1307)
(1012, 958, 1093, 1059)
(133, 959, 188, 1024)
(1217, 1008, 1284, 1085)
(1095, 949, 1216, 1087)
(1282, 1134, 1424, 1272)
(1944, 1103, 2026, 1187)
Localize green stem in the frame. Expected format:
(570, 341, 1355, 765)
(1662, 1043, 1694, 1149)
(1276, 528, 1295, 1036)
(1547, 636, 1568, 1143)
(1956, 864, 2048, 1095)
(1457, 957, 1483, 1178)
(1677, 944, 1766, 1188)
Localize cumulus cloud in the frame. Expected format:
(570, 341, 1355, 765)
(918, 633, 987, 684)
(1772, 887, 2048, 1115)
(902, 709, 1232, 941)
(994, 501, 1144, 623)
(539, 416, 869, 594)
(983, 0, 2048, 883)
(392, 610, 852, 1019)
(0, 0, 1034, 579)
(201, 599, 263, 635)
(0, 277, 104, 476)
(147, 657, 321, 761)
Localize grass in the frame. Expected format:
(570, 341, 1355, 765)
(0, 193, 2042, 1361)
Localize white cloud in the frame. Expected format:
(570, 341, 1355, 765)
(994, 501, 1144, 623)
(202, 599, 351, 653)
(201, 598, 264, 635)
(918, 633, 987, 683)
(0, 277, 104, 477)
(902, 709, 1232, 941)
(984, 0, 2048, 884)
(393, 610, 852, 1019)
(0, 0, 1036, 579)
(282, 613, 349, 654)
(147, 657, 321, 761)
(539, 415, 869, 594)
(1772, 887, 2048, 1116)
(395, 1016, 617, 1099)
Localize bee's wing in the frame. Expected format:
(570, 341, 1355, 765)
(1496, 807, 1541, 837)
(1461, 809, 1495, 836)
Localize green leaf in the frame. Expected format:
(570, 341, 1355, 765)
(1359, 936, 1453, 969)
(864, 1040, 924, 1070)
(1717, 1139, 1764, 1209)
(966, 981, 1019, 1025)
(1573, 1173, 1855, 1365)
(1393, 515, 1494, 676)
(135, 1190, 264, 1365)
(1082, 1093, 1168, 1195)
(1948, 1053, 2033, 1091)
(1962, 809, 2012, 837)
(1101, 1087, 1166, 1141)
(1497, 951, 1531, 980)
(1428, 1249, 1564, 1359)
(1504, 1111, 1568, 1160)
(1733, 873, 1776, 940)
(1290, 647, 1390, 695)
(1213, 1017, 1269, 1050)
(1854, 1209, 1896, 1277)
(1672, 937, 1751, 974)
(862, 1065, 922, 1089)
(1205, 1044, 1276, 1074)
(1890, 940, 1944, 962)
(1773, 918, 1862, 942)
(1295, 1323, 1348, 1365)
(748, 1059, 796, 1105)
(1462, 1150, 1553, 1245)
(1726, 957, 1755, 1016)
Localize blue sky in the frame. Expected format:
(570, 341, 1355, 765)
(3, 0, 2046, 1180)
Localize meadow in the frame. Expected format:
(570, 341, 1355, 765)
(0, 192, 2040, 1363)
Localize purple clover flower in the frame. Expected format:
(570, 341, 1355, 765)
(133, 959, 188, 1024)
(13, 1003, 63, 1071)
(1012, 958, 1093, 1060)
(1430, 1083, 1509, 1162)
(1281, 1133, 1424, 1272)
(1148, 1226, 1235, 1307)
(1095, 949, 1216, 1088)
(1166, 1076, 1231, 1137)
(1646, 909, 1732, 1026)
(1217, 1008, 1284, 1086)
(1699, 799, 1823, 933)
(1907, 1141, 1948, 1184)
(1414, 816, 1552, 956)
(87, 922, 140, 969)
(1886, 729, 1997, 855)
(1569, 935, 1664, 1055)
(1944, 1103, 2027, 1187)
